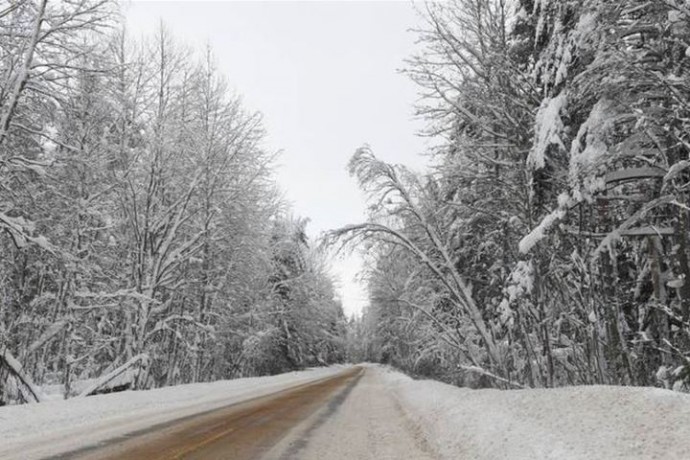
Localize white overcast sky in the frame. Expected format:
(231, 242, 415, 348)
(125, 1, 430, 317)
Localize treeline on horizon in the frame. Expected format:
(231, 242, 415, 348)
(0, 0, 346, 405)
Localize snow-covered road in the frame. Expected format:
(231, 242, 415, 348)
(4, 364, 690, 459)
(265, 364, 436, 459)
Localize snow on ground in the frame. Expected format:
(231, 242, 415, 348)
(380, 366, 690, 460)
(0, 365, 349, 460)
(5, 363, 690, 460)
(266, 364, 436, 460)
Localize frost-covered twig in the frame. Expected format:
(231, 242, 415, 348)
(459, 365, 525, 389)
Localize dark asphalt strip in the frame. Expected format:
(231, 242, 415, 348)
(45, 367, 361, 460)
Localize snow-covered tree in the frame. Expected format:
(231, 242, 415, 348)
(1, 9, 346, 404)
(342, 0, 690, 391)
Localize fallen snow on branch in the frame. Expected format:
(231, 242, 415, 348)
(518, 208, 565, 253)
(529, 93, 567, 170)
(381, 366, 690, 460)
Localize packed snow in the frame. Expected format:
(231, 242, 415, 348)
(0, 366, 349, 460)
(266, 364, 435, 460)
(381, 366, 690, 460)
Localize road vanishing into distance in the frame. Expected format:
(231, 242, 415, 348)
(55, 366, 435, 460)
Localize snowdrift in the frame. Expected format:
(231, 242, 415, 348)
(382, 367, 690, 460)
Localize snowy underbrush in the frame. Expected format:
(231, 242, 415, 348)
(0, 365, 348, 460)
(380, 366, 690, 460)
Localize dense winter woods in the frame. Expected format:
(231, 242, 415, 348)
(0, 1, 345, 405)
(5, 0, 690, 407)
(341, 0, 690, 390)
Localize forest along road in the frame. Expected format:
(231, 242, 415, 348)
(58, 366, 435, 460)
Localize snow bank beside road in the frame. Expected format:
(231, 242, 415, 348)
(0, 365, 349, 460)
(381, 367, 690, 460)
